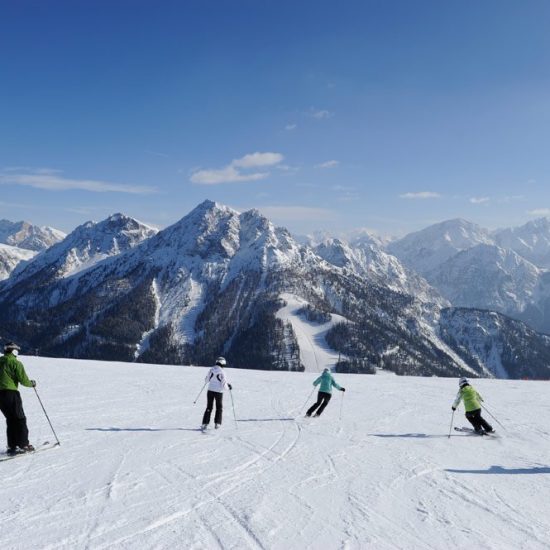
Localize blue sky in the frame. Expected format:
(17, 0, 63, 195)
(1, 0, 550, 237)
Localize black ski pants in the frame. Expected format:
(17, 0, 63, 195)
(0, 390, 30, 450)
(306, 391, 332, 417)
(465, 408, 493, 433)
(202, 390, 223, 425)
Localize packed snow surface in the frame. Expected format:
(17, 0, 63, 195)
(1, 357, 549, 550)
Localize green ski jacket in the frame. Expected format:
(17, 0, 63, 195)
(0, 353, 33, 391)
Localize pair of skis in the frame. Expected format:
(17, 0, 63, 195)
(454, 427, 498, 437)
(0, 441, 60, 463)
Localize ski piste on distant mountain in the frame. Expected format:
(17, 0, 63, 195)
(1, 201, 549, 379)
(0, 219, 65, 251)
(0, 243, 36, 281)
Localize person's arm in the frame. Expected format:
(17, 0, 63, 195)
(452, 390, 462, 410)
(205, 368, 213, 383)
(476, 391, 484, 403)
(15, 360, 34, 388)
(313, 376, 321, 386)
(331, 378, 343, 391)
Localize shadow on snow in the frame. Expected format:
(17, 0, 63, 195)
(236, 418, 295, 422)
(86, 427, 200, 432)
(368, 433, 450, 439)
(446, 465, 550, 475)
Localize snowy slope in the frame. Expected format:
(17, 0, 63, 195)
(1, 356, 549, 550)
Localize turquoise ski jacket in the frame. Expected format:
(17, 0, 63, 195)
(313, 370, 342, 394)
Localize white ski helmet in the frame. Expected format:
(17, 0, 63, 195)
(216, 357, 227, 367)
(459, 377, 469, 387)
(4, 342, 21, 354)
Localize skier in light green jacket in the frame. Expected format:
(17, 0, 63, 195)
(305, 368, 345, 417)
(452, 377, 493, 434)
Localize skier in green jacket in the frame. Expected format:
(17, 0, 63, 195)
(306, 368, 345, 417)
(452, 377, 493, 434)
(0, 343, 36, 455)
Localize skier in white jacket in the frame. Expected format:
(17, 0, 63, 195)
(201, 357, 232, 430)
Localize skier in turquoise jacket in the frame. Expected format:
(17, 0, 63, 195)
(452, 377, 493, 434)
(306, 368, 345, 417)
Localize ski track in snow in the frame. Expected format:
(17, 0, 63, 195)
(0, 357, 549, 550)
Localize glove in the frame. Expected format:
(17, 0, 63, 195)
(451, 406, 456, 411)
(341, 388, 346, 392)
(228, 384, 233, 390)
(31, 380, 37, 388)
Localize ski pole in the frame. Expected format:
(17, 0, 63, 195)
(299, 386, 316, 414)
(339, 390, 345, 421)
(193, 381, 207, 404)
(229, 388, 238, 429)
(481, 404, 506, 431)
(447, 410, 455, 439)
(33, 387, 61, 446)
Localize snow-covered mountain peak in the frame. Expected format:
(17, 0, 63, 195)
(387, 218, 493, 275)
(495, 217, 550, 268)
(0, 219, 65, 251)
(4, 213, 157, 287)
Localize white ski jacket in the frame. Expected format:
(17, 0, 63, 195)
(205, 365, 230, 393)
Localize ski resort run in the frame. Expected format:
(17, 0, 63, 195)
(1, 356, 549, 549)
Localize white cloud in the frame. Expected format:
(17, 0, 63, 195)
(528, 208, 550, 217)
(469, 197, 490, 204)
(285, 123, 297, 131)
(190, 166, 268, 185)
(257, 205, 336, 222)
(308, 108, 334, 119)
(399, 191, 441, 200)
(232, 152, 283, 169)
(190, 152, 284, 185)
(0, 169, 156, 194)
(316, 160, 339, 169)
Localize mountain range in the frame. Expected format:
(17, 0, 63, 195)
(1, 202, 550, 379)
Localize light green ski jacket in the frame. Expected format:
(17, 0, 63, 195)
(453, 385, 483, 412)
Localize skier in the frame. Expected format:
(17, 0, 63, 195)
(0, 343, 36, 455)
(452, 377, 494, 434)
(306, 368, 345, 417)
(201, 357, 232, 430)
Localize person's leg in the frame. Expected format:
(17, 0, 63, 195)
(465, 410, 483, 432)
(315, 393, 332, 416)
(202, 391, 215, 425)
(478, 414, 493, 432)
(306, 393, 323, 416)
(214, 392, 223, 425)
(0, 391, 11, 449)
(12, 393, 29, 448)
